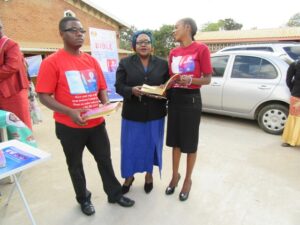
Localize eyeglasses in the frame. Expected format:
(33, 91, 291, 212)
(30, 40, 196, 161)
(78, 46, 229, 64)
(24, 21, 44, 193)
(63, 28, 86, 34)
(136, 41, 151, 46)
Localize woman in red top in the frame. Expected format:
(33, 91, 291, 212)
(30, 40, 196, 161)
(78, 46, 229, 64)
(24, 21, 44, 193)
(0, 20, 31, 129)
(165, 18, 212, 201)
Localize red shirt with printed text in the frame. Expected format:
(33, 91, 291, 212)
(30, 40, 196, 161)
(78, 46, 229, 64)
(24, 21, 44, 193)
(36, 49, 107, 128)
(168, 41, 212, 89)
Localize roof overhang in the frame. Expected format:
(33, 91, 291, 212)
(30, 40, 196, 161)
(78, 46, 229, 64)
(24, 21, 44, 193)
(199, 37, 300, 44)
(80, 0, 130, 29)
(196, 27, 300, 44)
(19, 41, 132, 54)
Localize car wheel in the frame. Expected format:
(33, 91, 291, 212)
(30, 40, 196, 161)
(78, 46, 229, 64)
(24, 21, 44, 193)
(257, 104, 288, 135)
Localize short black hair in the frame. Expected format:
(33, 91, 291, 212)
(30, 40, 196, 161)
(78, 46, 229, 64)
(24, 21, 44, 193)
(59, 16, 80, 31)
(180, 18, 197, 41)
(131, 30, 153, 51)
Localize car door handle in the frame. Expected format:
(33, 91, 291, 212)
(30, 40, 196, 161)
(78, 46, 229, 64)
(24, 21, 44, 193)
(211, 82, 221, 86)
(258, 85, 271, 90)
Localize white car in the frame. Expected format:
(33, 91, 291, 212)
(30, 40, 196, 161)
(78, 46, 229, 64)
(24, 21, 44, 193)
(218, 43, 300, 64)
(202, 51, 291, 135)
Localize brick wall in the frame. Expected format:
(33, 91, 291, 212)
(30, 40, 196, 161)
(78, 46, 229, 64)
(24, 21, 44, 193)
(0, 0, 121, 46)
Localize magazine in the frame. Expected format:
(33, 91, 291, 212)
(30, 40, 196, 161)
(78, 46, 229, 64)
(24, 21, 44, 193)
(82, 102, 121, 120)
(141, 74, 180, 96)
(0, 146, 40, 173)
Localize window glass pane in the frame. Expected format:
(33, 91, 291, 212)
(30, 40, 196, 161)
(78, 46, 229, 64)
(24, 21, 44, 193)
(231, 55, 277, 79)
(223, 47, 246, 52)
(211, 56, 229, 77)
(259, 59, 278, 79)
(283, 46, 300, 60)
(246, 47, 274, 52)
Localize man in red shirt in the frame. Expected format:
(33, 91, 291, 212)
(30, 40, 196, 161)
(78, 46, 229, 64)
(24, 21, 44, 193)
(36, 16, 134, 216)
(0, 19, 32, 129)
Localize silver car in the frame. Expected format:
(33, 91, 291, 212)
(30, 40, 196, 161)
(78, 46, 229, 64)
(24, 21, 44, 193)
(218, 43, 300, 64)
(201, 51, 290, 135)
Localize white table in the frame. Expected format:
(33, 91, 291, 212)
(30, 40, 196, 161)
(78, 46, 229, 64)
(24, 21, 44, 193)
(0, 140, 51, 225)
(0, 126, 13, 183)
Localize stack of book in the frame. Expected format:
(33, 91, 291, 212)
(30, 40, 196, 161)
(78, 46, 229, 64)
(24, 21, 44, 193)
(82, 102, 121, 120)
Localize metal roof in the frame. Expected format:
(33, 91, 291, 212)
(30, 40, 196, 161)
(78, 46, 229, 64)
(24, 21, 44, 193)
(81, 0, 130, 29)
(195, 27, 300, 43)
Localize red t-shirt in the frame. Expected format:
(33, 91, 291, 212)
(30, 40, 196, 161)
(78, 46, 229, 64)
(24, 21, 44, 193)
(36, 49, 107, 128)
(169, 41, 212, 89)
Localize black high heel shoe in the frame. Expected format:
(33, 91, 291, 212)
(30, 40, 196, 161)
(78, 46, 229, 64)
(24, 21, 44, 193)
(121, 177, 134, 194)
(144, 182, 153, 193)
(144, 173, 153, 193)
(165, 174, 181, 195)
(179, 180, 192, 201)
(179, 192, 189, 201)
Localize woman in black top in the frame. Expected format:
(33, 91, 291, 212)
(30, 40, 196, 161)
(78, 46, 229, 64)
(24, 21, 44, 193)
(115, 31, 169, 194)
(282, 60, 300, 147)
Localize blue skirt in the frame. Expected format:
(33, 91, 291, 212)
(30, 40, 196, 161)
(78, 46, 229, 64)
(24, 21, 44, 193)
(121, 118, 165, 178)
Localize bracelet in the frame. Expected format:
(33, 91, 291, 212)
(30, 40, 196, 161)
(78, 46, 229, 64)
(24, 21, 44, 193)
(187, 76, 193, 86)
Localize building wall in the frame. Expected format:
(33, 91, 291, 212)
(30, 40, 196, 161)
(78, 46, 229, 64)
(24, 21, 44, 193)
(0, 0, 120, 46)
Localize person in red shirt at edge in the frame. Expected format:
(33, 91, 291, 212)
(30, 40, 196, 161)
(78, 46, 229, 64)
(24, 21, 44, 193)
(165, 18, 212, 201)
(36, 16, 134, 216)
(0, 19, 32, 129)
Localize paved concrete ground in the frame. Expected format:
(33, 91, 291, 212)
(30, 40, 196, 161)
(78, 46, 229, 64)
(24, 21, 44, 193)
(1, 105, 300, 225)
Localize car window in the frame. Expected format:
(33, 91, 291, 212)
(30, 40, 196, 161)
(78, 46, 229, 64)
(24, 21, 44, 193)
(231, 55, 278, 79)
(283, 46, 300, 60)
(222, 47, 246, 52)
(211, 56, 229, 77)
(246, 47, 274, 52)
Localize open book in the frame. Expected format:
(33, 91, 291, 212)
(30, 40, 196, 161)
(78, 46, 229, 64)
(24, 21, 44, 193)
(82, 102, 121, 120)
(141, 74, 180, 96)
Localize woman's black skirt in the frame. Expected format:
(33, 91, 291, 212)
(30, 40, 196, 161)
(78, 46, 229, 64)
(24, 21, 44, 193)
(166, 88, 202, 153)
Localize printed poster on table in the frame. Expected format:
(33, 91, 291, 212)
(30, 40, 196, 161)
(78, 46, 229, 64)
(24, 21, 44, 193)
(25, 55, 43, 77)
(89, 28, 122, 101)
(0, 146, 40, 175)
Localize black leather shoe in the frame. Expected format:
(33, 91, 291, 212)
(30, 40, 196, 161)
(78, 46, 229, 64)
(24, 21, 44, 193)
(122, 177, 135, 194)
(179, 192, 189, 201)
(165, 174, 181, 195)
(108, 196, 135, 207)
(179, 180, 192, 201)
(80, 201, 95, 216)
(144, 182, 153, 193)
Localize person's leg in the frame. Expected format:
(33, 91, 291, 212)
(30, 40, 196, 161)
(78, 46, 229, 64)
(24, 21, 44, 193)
(55, 122, 90, 204)
(178, 152, 196, 201)
(144, 172, 153, 193)
(181, 152, 197, 193)
(123, 176, 135, 186)
(85, 123, 122, 202)
(168, 147, 181, 187)
(178, 94, 201, 197)
(145, 172, 153, 183)
(122, 176, 135, 194)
